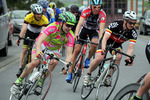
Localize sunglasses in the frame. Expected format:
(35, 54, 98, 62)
(128, 21, 136, 25)
(65, 23, 74, 28)
(93, 6, 101, 9)
(72, 11, 78, 13)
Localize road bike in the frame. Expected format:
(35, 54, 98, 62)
(81, 45, 135, 100)
(113, 73, 150, 100)
(9, 47, 72, 100)
(66, 38, 98, 92)
(16, 37, 35, 78)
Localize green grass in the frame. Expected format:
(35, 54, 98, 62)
(144, 1, 150, 11)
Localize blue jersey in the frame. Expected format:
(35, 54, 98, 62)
(55, 8, 61, 21)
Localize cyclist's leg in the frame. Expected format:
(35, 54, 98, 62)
(134, 72, 150, 99)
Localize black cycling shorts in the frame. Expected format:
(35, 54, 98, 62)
(23, 29, 40, 46)
(145, 42, 150, 64)
(75, 27, 99, 45)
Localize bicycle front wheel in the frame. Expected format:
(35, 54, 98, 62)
(113, 83, 149, 100)
(73, 72, 81, 92)
(81, 82, 94, 99)
(25, 70, 52, 100)
(95, 64, 119, 100)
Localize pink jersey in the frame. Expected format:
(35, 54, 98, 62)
(36, 22, 75, 50)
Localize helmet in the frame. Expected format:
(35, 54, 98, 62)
(49, 2, 56, 9)
(70, 4, 79, 12)
(30, 3, 37, 10)
(90, 0, 102, 5)
(123, 10, 137, 20)
(60, 7, 66, 13)
(60, 11, 76, 25)
(37, 0, 48, 8)
(65, 6, 69, 11)
(32, 5, 43, 14)
(79, 6, 86, 12)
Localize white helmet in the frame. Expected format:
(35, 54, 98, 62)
(123, 10, 137, 20)
(32, 5, 43, 14)
(79, 6, 86, 12)
(60, 7, 66, 13)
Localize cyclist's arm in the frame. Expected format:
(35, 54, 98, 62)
(99, 22, 105, 39)
(101, 29, 111, 51)
(36, 32, 47, 56)
(126, 42, 135, 59)
(19, 23, 28, 38)
(75, 17, 85, 36)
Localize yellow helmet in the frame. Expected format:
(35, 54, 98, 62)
(49, 2, 56, 8)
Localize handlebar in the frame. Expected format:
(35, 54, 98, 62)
(17, 36, 35, 46)
(106, 45, 136, 66)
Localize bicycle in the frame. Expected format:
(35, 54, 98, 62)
(9, 46, 72, 100)
(66, 38, 98, 92)
(81, 45, 135, 100)
(16, 36, 35, 78)
(113, 73, 150, 100)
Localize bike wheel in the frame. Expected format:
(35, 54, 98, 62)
(113, 83, 149, 100)
(73, 54, 84, 92)
(25, 70, 52, 100)
(73, 73, 81, 92)
(81, 80, 94, 99)
(95, 64, 119, 100)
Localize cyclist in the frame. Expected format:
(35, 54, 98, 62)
(16, 4, 49, 78)
(11, 11, 76, 95)
(49, 2, 61, 21)
(60, 7, 66, 13)
(79, 5, 86, 12)
(38, 0, 55, 24)
(83, 10, 138, 86)
(70, 4, 81, 33)
(66, 0, 106, 82)
(131, 40, 150, 100)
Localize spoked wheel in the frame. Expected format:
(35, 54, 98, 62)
(73, 73, 81, 92)
(113, 83, 149, 100)
(95, 64, 119, 100)
(81, 82, 94, 99)
(25, 70, 52, 100)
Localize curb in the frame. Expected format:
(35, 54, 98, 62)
(0, 53, 20, 68)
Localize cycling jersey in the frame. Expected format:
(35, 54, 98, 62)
(80, 6, 106, 30)
(24, 13, 49, 33)
(54, 8, 61, 21)
(45, 8, 55, 24)
(35, 22, 75, 50)
(97, 20, 138, 52)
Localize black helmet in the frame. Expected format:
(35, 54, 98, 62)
(70, 4, 79, 12)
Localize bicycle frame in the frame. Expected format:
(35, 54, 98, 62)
(75, 43, 87, 74)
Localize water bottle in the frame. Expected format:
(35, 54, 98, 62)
(29, 69, 40, 83)
(101, 63, 109, 73)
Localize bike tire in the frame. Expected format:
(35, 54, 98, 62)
(113, 83, 149, 100)
(81, 82, 94, 99)
(95, 64, 119, 100)
(73, 54, 84, 92)
(25, 69, 52, 100)
(73, 73, 81, 92)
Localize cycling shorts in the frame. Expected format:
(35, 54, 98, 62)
(76, 27, 99, 45)
(23, 29, 40, 48)
(145, 41, 150, 64)
(97, 37, 123, 55)
(32, 43, 60, 59)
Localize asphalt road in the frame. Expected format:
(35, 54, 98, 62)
(0, 34, 150, 100)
